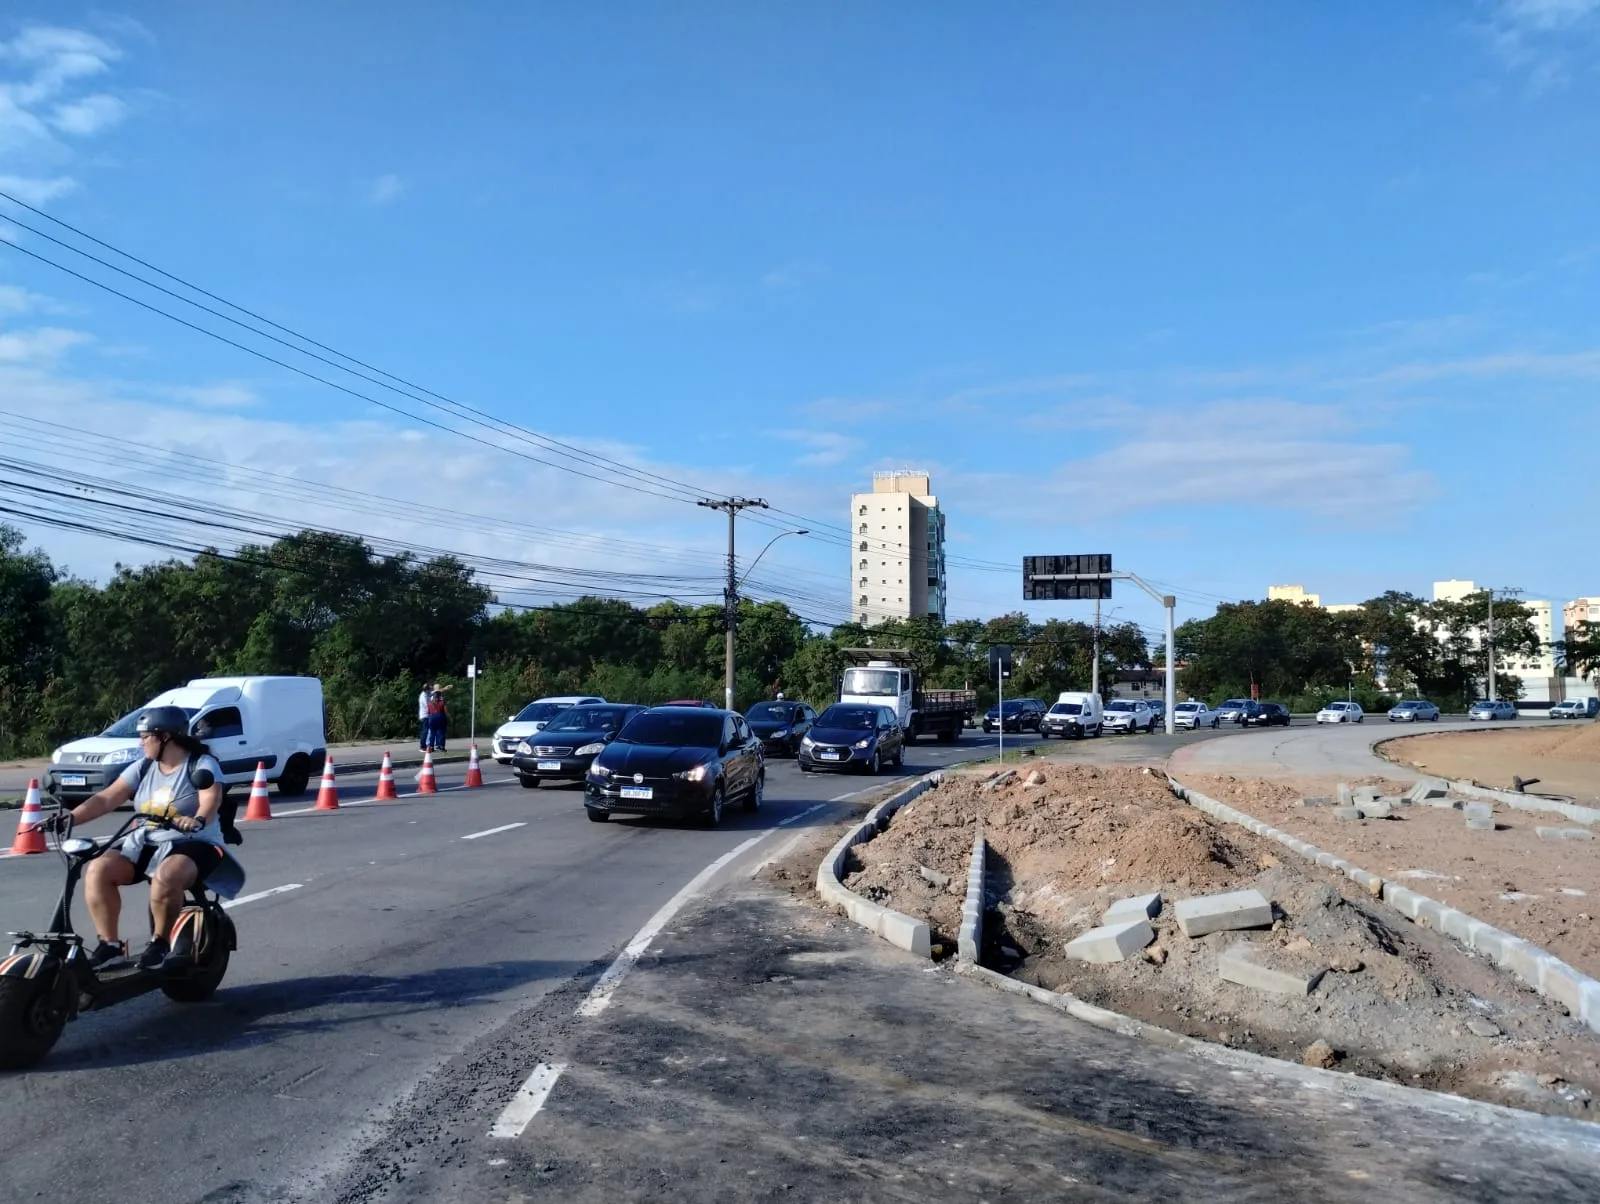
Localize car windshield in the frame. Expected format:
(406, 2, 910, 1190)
(1049, 703, 1082, 715)
(1107, 701, 1136, 712)
(745, 703, 795, 721)
(841, 668, 901, 697)
(615, 711, 723, 748)
(1221, 700, 1249, 708)
(1176, 703, 1200, 712)
(541, 706, 633, 733)
(513, 701, 570, 723)
(102, 705, 198, 737)
(817, 706, 879, 729)
(991, 701, 1025, 714)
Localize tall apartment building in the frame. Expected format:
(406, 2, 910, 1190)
(1565, 597, 1600, 635)
(850, 472, 946, 627)
(1430, 580, 1556, 682)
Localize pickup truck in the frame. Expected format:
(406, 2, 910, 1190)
(837, 649, 975, 744)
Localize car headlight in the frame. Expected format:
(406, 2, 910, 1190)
(51, 748, 62, 764)
(575, 742, 605, 756)
(516, 740, 534, 755)
(853, 737, 872, 749)
(589, 763, 613, 779)
(674, 762, 712, 782)
(105, 747, 139, 765)
(800, 735, 814, 748)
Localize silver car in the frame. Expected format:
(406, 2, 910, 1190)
(1468, 700, 1516, 721)
(1173, 702, 1219, 730)
(1386, 700, 1440, 723)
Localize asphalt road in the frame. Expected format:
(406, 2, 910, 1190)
(0, 730, 1044, 1203)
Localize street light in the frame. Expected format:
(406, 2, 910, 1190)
(704, 521, 809, 713)
(738, 529, 809, 590)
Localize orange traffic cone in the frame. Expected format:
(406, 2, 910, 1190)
(416, 749, 437, 795)
(375, 751, 399, 801)
(464, 744, 484, 788)
(314, 754, 340, 811)
(243, 762, 273, 821)
(10, 779, 48, 855)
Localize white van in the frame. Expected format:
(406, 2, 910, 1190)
(492, 695, 606, 763)
(1039, 691, 1104, 739)
(47, 676, 327, 800)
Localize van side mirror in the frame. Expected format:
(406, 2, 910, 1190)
(189, 767, 216, 790)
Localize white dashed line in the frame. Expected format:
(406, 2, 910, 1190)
(461, 822, 526, 841)
(778, 802, 828, 828)
(488, 1061, 568, 1139)
(222, 883, 303, 910)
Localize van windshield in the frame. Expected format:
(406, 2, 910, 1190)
(102, 706, 198, 738)
(842, 669, 900, 697)
(1049, 703, 1082, 715)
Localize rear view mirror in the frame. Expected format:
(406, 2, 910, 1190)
(189, 767, 216, 790)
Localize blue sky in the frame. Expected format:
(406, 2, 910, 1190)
(1, 2, 1598, 642)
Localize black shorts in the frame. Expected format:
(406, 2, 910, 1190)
(130, 841, 225, 884)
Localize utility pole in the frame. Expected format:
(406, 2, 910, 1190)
(1091, 596, 1101, 698)
(1487, 590, 1495, 701)
(698, 497, 769, 711)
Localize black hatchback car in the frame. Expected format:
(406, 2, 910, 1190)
(982, 699, 1044, 733)
(1247, 702, 1291, 727)
(584, 707, 763, 826)
(743, 700, 816, 757)
(511, 703, 647, 788)
(798, 704, 904, 774)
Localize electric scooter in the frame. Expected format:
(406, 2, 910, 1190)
(0, 769, 237, 1069)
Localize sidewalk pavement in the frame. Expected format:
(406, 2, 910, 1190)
(345, 870, 1600, 1202)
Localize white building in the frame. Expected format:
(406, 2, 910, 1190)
(1430, 579, 1559, 698)
(850, 471, 946, 626)
(1565, 597, 1600, 635)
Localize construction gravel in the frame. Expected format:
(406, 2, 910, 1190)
(842, 762, 1600, 1118)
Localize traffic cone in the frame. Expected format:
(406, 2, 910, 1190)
(10, 780, 48, 855)
(243, 761, 272, 822)
(375, 751, 399, 801)
(416, 749, 437, 795)
(314, 754, 340, 811)
(464, 744, 484, 788)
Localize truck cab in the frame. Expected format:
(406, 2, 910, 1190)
(837, 650, 974, 744)
(839, 662, 914, 728)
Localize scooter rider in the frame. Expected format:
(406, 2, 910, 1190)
(59, 706, 245, 971)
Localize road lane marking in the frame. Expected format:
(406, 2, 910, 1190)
(223, 883, 303, 910)
(576, 833, 766, 1019)
(488, 1061, 567, 1139)
(462, 822, 526, 841)
(778, 802, 827, 827)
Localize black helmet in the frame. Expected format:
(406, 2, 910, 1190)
(136, 706, 189, 738)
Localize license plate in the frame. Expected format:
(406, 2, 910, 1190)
(60, 774, 87, 787)
(620, 785, 653, 800)
(537, 761, 562, 771)
(819, 751, 841, 761)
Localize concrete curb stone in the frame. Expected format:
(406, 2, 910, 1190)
(1168, 773, 1600, 1039)
(957, 832, 985, 964)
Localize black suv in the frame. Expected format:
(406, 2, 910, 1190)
(1247, 702, 1291, 727)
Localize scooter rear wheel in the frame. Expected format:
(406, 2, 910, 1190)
(162, 942, 230, 1003)
(0, 976, 66, 1069)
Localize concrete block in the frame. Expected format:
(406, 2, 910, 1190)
(1337, 782, 1354, 807)
(1541, 960, 1588, 1015)
(1218, 944, 1325, 996)
(1442, 909, 1484, 946)
(1413, 896, 1447, 932)
(1104, 891, 1162, 923)
(1333, 806, 1363, 821)
(1352, 785, 1381, 804)
(1065, 918, 1155, 964)
(1174, 889, 1273, 938)
(1348, 868, 1384, 897)
(1537, 827, 1595, 841)
(1357, 800, 1393, 820)
(1580, 978, 1600, 1034)
(1314, 851, 1338, 869)
(1467, 817, 1497, 831)
(1469, 924, 1517, 965)
(1463, 802, 1493, 822)
(1502, 939, 1549, 990)
(1381, 883, 1423, 919)
(1408, 778, 1448, 803)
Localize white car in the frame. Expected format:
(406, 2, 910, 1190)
(1550, 699, 1599, 719)
(1102, 699, 1156, 734)
(492, 695, 606, 763)
(1315, 701, 1365, 724)
(1173, 701, 1219, 730)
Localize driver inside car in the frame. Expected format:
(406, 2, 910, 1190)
(60, 706, 245, 971)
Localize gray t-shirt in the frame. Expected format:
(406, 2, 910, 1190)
(117, 754, 226, 848)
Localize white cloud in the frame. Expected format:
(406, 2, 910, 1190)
(0, 325, 89, 363)
(769, 428, 862, 467)
(49, 93, 125, 136)
(368, 173, 406, 205)
(159, 382, 259, 410)
(1482, 0, 1600, 88)
(0, 174, 77, 205)
(0, 283, 58, 315)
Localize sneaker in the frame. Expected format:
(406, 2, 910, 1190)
(137, 936, 171, 971)
(88, 940, 130, 971)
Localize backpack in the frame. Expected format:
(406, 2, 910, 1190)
(136, 756, 243, 847)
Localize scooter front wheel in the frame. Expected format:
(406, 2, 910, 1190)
(0, 975, 66, 1069)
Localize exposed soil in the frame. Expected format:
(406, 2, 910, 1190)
(1383, 721, 1600, 805)
(1181, 771, 1600, 980)
(838, 762, 1600, 1119)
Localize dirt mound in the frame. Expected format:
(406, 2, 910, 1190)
(843, 762, 1600, 1118)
